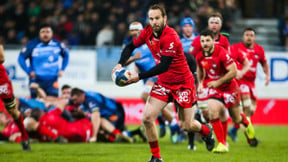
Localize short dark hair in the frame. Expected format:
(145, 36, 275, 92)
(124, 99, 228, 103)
(200, 29, 214, 39)
(243, 27, 256, 34)
(39, 23, 53, 31)
(149, 4, 166, 17)
(71, 88, 84, 96)
(61, 84, 71, 91)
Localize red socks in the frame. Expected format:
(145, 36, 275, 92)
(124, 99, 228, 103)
(149, 141, 161, 159)
(221, 120, 228, 142)
(112, 129, 121, 136)
(210, 118, 225, 145)
(14, 115, 29, 141)
(200, 124, 210, 136)
(234, 123, 240, 129)
(37, 124, 58, 140)
(240, 113, 249, 127)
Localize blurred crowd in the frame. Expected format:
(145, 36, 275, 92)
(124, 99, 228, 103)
(0, 0, 238, 47)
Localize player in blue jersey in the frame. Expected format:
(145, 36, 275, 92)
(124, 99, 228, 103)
(180, 17, 199, 54)
(18, 24, 69, 99)
(70, 88, 136, 143)
(179, 17, 203, 150)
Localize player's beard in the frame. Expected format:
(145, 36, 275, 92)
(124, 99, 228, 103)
(204, 45, 214, 56)
(152, 21, 165, 37)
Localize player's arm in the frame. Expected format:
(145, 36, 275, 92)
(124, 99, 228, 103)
(236, 57, 250, 80)
(30, 83, 47, 99)
(90, 110, 101, 142)
(208, 63, 237, 89)
(116, 42, 137, 70)
(18, 44, 34, 76)
(139, 55, 173, 79)
(59, 43, 69, 77)
(125, 51, 142, 66)
(0, 44, 5, 64)
(259, 48, 270, 86)
(262, 61, 270, 86)
(114, 28, 146, 71)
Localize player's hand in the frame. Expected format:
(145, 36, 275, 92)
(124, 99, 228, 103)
(30, 71, 36, 78)
(265, 75, 270, 86)
(30, 82, 40, 89)
(197, 83, 203, 93)
(58, 70, 64, 77)
(112, 64, 122, 72)
(207, 81, 220, 89)
(89, 137, 97, 143)
(125, 73, 139, 84)
(111, 64, 122, 78)
(134, 52, 142, 60)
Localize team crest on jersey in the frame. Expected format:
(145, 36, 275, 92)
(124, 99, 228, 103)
(254, 54, 259, 59)
(176, 89, 191, 104)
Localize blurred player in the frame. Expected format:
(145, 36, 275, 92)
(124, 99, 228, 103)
(70, 88, 134, 143)
(190, 12, 229, 57)
(18, 24, 69, 99)
(125, 21, 181, 143)
(196, 30, 257, 153)
(0, 111, 22, 143)
(113, 4, 215, 161)
(180, 17, 198, 54)
(24, 100, 91, 142)
(179, 17, 202, 150)
(228, 27, 270, 143)
(0, 44, 30, 151)
(190, 12, 230, 145)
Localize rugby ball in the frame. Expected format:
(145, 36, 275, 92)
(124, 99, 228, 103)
(112, 68, 131, 86)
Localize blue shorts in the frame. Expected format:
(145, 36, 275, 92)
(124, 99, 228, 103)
(30, 77, 59, 98)
(101, 102, 125, 131)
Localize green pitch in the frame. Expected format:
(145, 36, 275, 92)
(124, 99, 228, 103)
(0, 126, 288, 162)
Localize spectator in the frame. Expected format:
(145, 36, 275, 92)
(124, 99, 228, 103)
(96, 24, 114, 46)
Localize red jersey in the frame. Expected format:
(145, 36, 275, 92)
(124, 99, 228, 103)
(190, 34, 229, 58)
(229, 45, 247, 70)
(133, 25, 193, 86)
(196, 45, 238, 91)
(1, 121, 20, 139)
(231, 42, 267, 82)
(0, 64, 9, 84)
(39, 109, 92, 142)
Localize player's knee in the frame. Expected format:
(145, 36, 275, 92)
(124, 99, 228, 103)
(242, 98, 252, 108)
(231, 116, 242, 124)
(142, 115, 154, 126)
(250, 104, 256, 115)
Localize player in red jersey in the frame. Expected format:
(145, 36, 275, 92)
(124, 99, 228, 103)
(113, 4, 214, 161)
(0, 44, 30, 151)
(228, 27, 270, 142)
(0, 111, 22, 142)
(197, 30, 257, 153)
(190, 12, 231, 147)
(24, 99, 92, 142)
(190, 12, 229, 58)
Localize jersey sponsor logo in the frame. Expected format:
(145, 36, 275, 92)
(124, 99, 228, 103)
(169, 42, 174, 49)
(0, 84, 9, 95)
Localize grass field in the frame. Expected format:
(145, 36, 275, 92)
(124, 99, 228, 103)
(1, 125, 288, 162)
